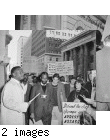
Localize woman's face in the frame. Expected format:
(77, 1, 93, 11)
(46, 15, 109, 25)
(76, 82, 81, 91)
(52, 77, 59, 85)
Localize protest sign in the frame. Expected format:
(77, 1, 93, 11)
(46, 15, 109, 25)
(47, 61, 74, 76)
(62, 102, 88, 125)
(47, 63, 56, 76)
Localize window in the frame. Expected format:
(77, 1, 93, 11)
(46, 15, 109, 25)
(56, 58, 58, 61)
(49, 57, 52, 61)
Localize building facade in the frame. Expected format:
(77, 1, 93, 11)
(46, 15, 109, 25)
(17, 36, 28, 67)
(22, 56, 37, 74)
(31, 30, 80, 75)
(32, 30, 80, 57)
(0, 30, 12, 102)
(60, 30, 100, 82)
(15, 15, 107, 33)
(36, 53, 62, 76)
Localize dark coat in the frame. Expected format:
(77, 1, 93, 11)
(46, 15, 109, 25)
(30, 82, 53, 122)
(64, 84, 70, 99)
(49, 82, 67, 112)
(84, 81, 92, 98)
(67, 88, 90, 102)
(24, 83, 32, 125)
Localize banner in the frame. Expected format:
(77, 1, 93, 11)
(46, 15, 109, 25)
(62, 102, 88, 125)
(47, 61, 74, 76)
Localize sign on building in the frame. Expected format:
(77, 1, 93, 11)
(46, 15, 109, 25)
(62, 102, 88, 125)
(47, 61, 74, 76)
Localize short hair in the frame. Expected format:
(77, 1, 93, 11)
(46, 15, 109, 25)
(11, 66, 21, 77)
(40, 72, 48, 78)
(74, 79, 83, 89)
(60, 76, 65, 82)
(52, 73, 60, 79)
(69, 75, 76, 82)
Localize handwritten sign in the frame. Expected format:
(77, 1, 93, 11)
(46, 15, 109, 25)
(47, 63, 56, 76)
(62, 102, 88, 125)
(47, 61, 74, 76)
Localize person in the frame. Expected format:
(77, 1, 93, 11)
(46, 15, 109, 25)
(28, 74, 34, 86)
(65, 76, 76, 99)
(21, 74, 32, 125)
(84, 72, 92, 98)
(1, 66, 29, 125)
(96, 35, 110, 111)
(49, 73, 66, 125)
(30, 72, 53, 125)
(32, 76, 38, 85)
(67, 79, 90, 102)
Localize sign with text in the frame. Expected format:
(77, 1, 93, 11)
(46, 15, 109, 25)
(62, 102, 88, 125)
(47, 61, 74, 76)
(47, 63, 56, 76)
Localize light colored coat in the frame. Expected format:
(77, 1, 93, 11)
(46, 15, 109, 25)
(1, 78, 28, 125)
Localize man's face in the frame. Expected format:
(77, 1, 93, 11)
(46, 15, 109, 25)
(70, 79, 76, 85)
(33, 77, 37, 83)
(23, 74, 28, 82)
(52, 77, 59, 85)
(41, 74, 48, 84)
(89, 73, 92, 81)
(13, 68, 24, 81)
(28, 75, 33, 83)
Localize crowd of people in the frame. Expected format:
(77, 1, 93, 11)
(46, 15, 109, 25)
(0, 66, 96, 125)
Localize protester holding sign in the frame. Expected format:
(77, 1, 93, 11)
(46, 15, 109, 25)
(67, 79, 90, 102)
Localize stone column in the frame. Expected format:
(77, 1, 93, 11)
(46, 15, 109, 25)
(73, 48, 77, 77)
(92, 40, 96, 69)
(84, 43, 88, 82)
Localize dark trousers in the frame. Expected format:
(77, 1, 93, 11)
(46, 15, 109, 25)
(25, 108, 30, 125)
(41, 113, 52, 125)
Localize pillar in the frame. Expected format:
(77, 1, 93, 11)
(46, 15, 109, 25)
(84, 43, 88, 82)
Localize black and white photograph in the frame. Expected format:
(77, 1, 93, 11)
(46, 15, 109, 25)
(0, 15, 109, 125)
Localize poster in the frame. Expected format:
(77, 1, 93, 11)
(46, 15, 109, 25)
(47, 61, 74, 76)
(62, 102, 88, 125)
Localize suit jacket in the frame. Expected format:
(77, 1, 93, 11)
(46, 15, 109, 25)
(1, 78, 28, 125)
(24, 83, 32, 102)
(49, 82, 67, 112)
(30, 82, 53, 122)
(64, 84, 70, 99)
(24, 83, 32, 125)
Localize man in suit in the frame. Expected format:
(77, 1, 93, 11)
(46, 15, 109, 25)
(21, 74, 32, 125)
(30, 72, 53, 125)
(49, 73, 66, 125)
(1, 66, 29, 125)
